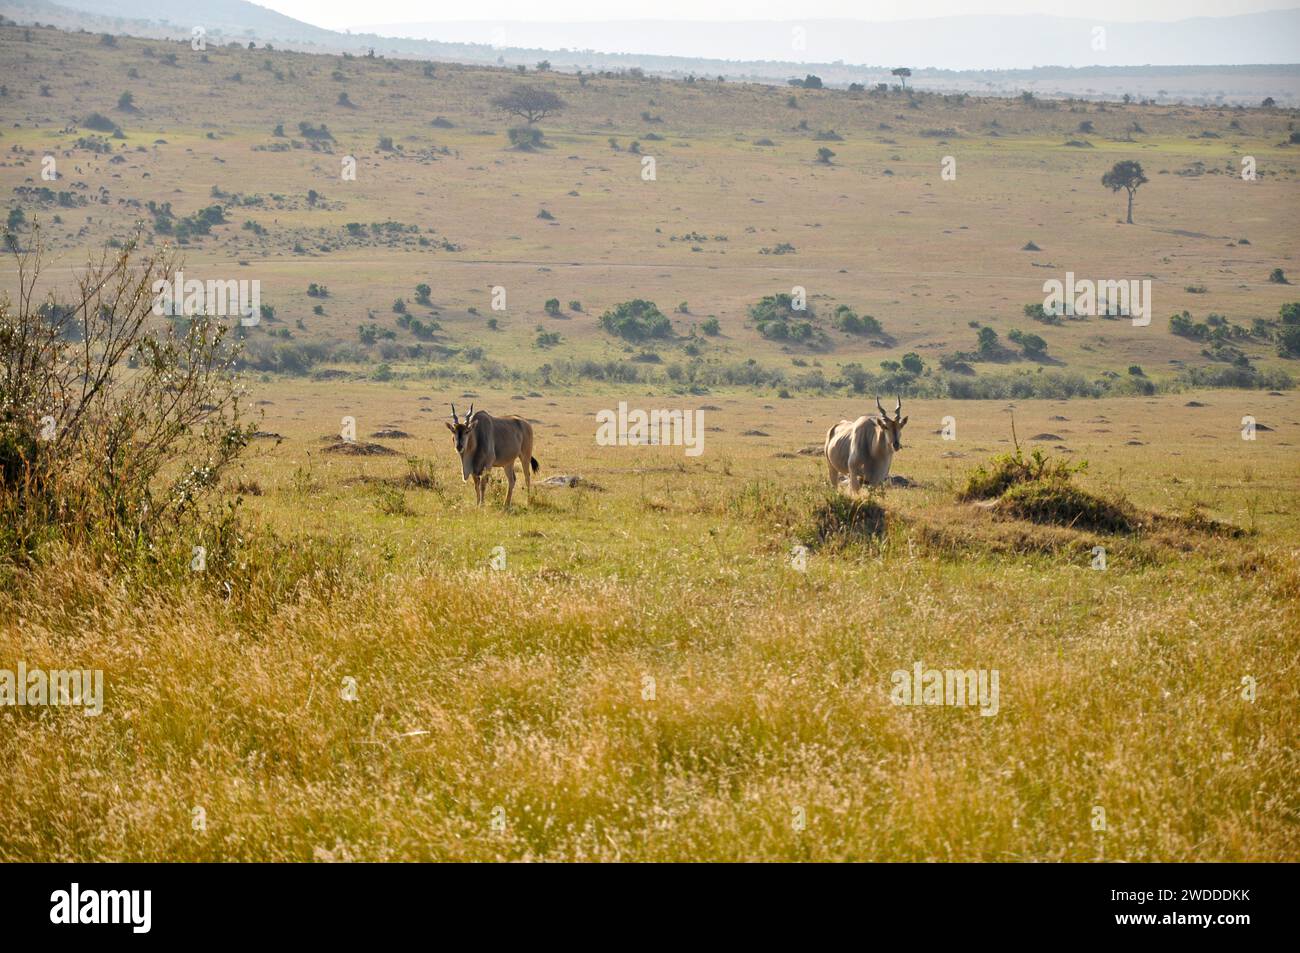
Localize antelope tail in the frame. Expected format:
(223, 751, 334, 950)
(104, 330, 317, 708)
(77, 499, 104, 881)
(530, 457, 540, 474)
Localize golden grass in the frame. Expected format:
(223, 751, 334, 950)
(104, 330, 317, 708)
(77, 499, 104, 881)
(0, 388, 1296, 861)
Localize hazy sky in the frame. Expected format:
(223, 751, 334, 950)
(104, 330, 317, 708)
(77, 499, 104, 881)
(255, 0, 1297, 31)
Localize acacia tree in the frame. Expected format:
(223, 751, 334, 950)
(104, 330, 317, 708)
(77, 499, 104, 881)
(891, 67, 911, 90)
(490, 85, 566, 125)
(1102, 160, 1148, 224)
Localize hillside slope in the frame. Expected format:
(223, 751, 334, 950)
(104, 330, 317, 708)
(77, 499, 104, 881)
(1, 22, 1298, 396)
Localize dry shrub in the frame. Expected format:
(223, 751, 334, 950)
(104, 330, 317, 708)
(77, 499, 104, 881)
(800, 491, 887, 549)
(0, 230, 253, 565)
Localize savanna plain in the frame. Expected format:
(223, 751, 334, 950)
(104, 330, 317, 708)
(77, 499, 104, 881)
(0, 23, 1297, 861)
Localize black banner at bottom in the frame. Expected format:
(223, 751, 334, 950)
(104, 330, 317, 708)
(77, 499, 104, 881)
(0, 861, 1283, 941)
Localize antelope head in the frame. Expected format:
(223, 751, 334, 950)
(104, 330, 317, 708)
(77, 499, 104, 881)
(445, 402, 477, 461)
(874, 395, 909, 452)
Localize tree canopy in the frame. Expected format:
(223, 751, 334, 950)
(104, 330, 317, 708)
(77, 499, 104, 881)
(1102, 160, 1148, 224)
(490, 85, 566, 124)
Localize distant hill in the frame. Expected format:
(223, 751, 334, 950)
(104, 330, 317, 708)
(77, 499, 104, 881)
(355, 11, 1300, 71)
(3, 0, 1299, 104)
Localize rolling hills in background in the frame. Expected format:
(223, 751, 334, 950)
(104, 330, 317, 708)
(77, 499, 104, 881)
(2, 20, 1297, 399)
(2, 0, 1299, 103)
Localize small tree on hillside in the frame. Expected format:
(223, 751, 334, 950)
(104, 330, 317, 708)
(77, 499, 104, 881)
(490, 85, 566, 125)
(1102, 160, 1148, 224)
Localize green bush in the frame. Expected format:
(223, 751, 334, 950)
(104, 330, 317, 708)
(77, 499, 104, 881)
(833, 305, 883, 336)
(508, 126, 543, 150)
(958, 448, 1083, 501)
(1, 234, 252, 563)
(598, 299, 672, 341)
(750, 293, 816, 341)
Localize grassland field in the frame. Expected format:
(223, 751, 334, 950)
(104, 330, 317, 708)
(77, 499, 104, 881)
(2, 25, 1299, 386)
(0, 23, 1297, 862)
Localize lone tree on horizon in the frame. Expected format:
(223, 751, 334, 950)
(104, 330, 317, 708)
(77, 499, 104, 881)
(490, 85, 566, 125)
(891, 67, 911, 90)
(1102, 160, 1148, 224)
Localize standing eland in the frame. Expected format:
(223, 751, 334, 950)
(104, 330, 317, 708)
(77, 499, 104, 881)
(445, 403, 539, 508)
(824, 396, 909, 492)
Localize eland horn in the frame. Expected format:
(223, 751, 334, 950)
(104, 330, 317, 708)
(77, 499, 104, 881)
(450, 403, 459, 424)
(875, 395, 886, 418)
(894, 395, 902, 418)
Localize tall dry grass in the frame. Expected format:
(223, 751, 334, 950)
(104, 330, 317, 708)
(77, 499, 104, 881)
(1, 477, 1295, 861)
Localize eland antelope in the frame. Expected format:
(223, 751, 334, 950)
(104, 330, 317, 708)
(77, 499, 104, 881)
(446, 403, 539, 508)
(824, 396, 909, 492)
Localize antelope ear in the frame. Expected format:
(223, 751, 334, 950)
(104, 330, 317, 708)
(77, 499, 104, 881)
(898, 416, 909, 428)
(445, 421, 455, 432)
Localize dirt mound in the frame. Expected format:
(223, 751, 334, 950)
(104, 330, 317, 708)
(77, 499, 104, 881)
(800, 494, 886, 549)
(322, 440, 399, 456)
(370, 429, 412, 439)
(994, 480, 1137, 533)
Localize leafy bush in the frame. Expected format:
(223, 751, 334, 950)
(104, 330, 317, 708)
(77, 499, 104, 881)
(1024, 302, 1062, 325)
(508, 126, 544, 150)
(833, 305, 883, 336)
(958, 448, 1134, 532)
(81, 112, 121, 134)
(599, 299, 672, 341)
(1008, 328, 1048, 357)
(0, 233, 252, 562)
(750, 293, 815, 341)
(1279, 325, 1300, 358)
(958, 448, 1083, 501)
